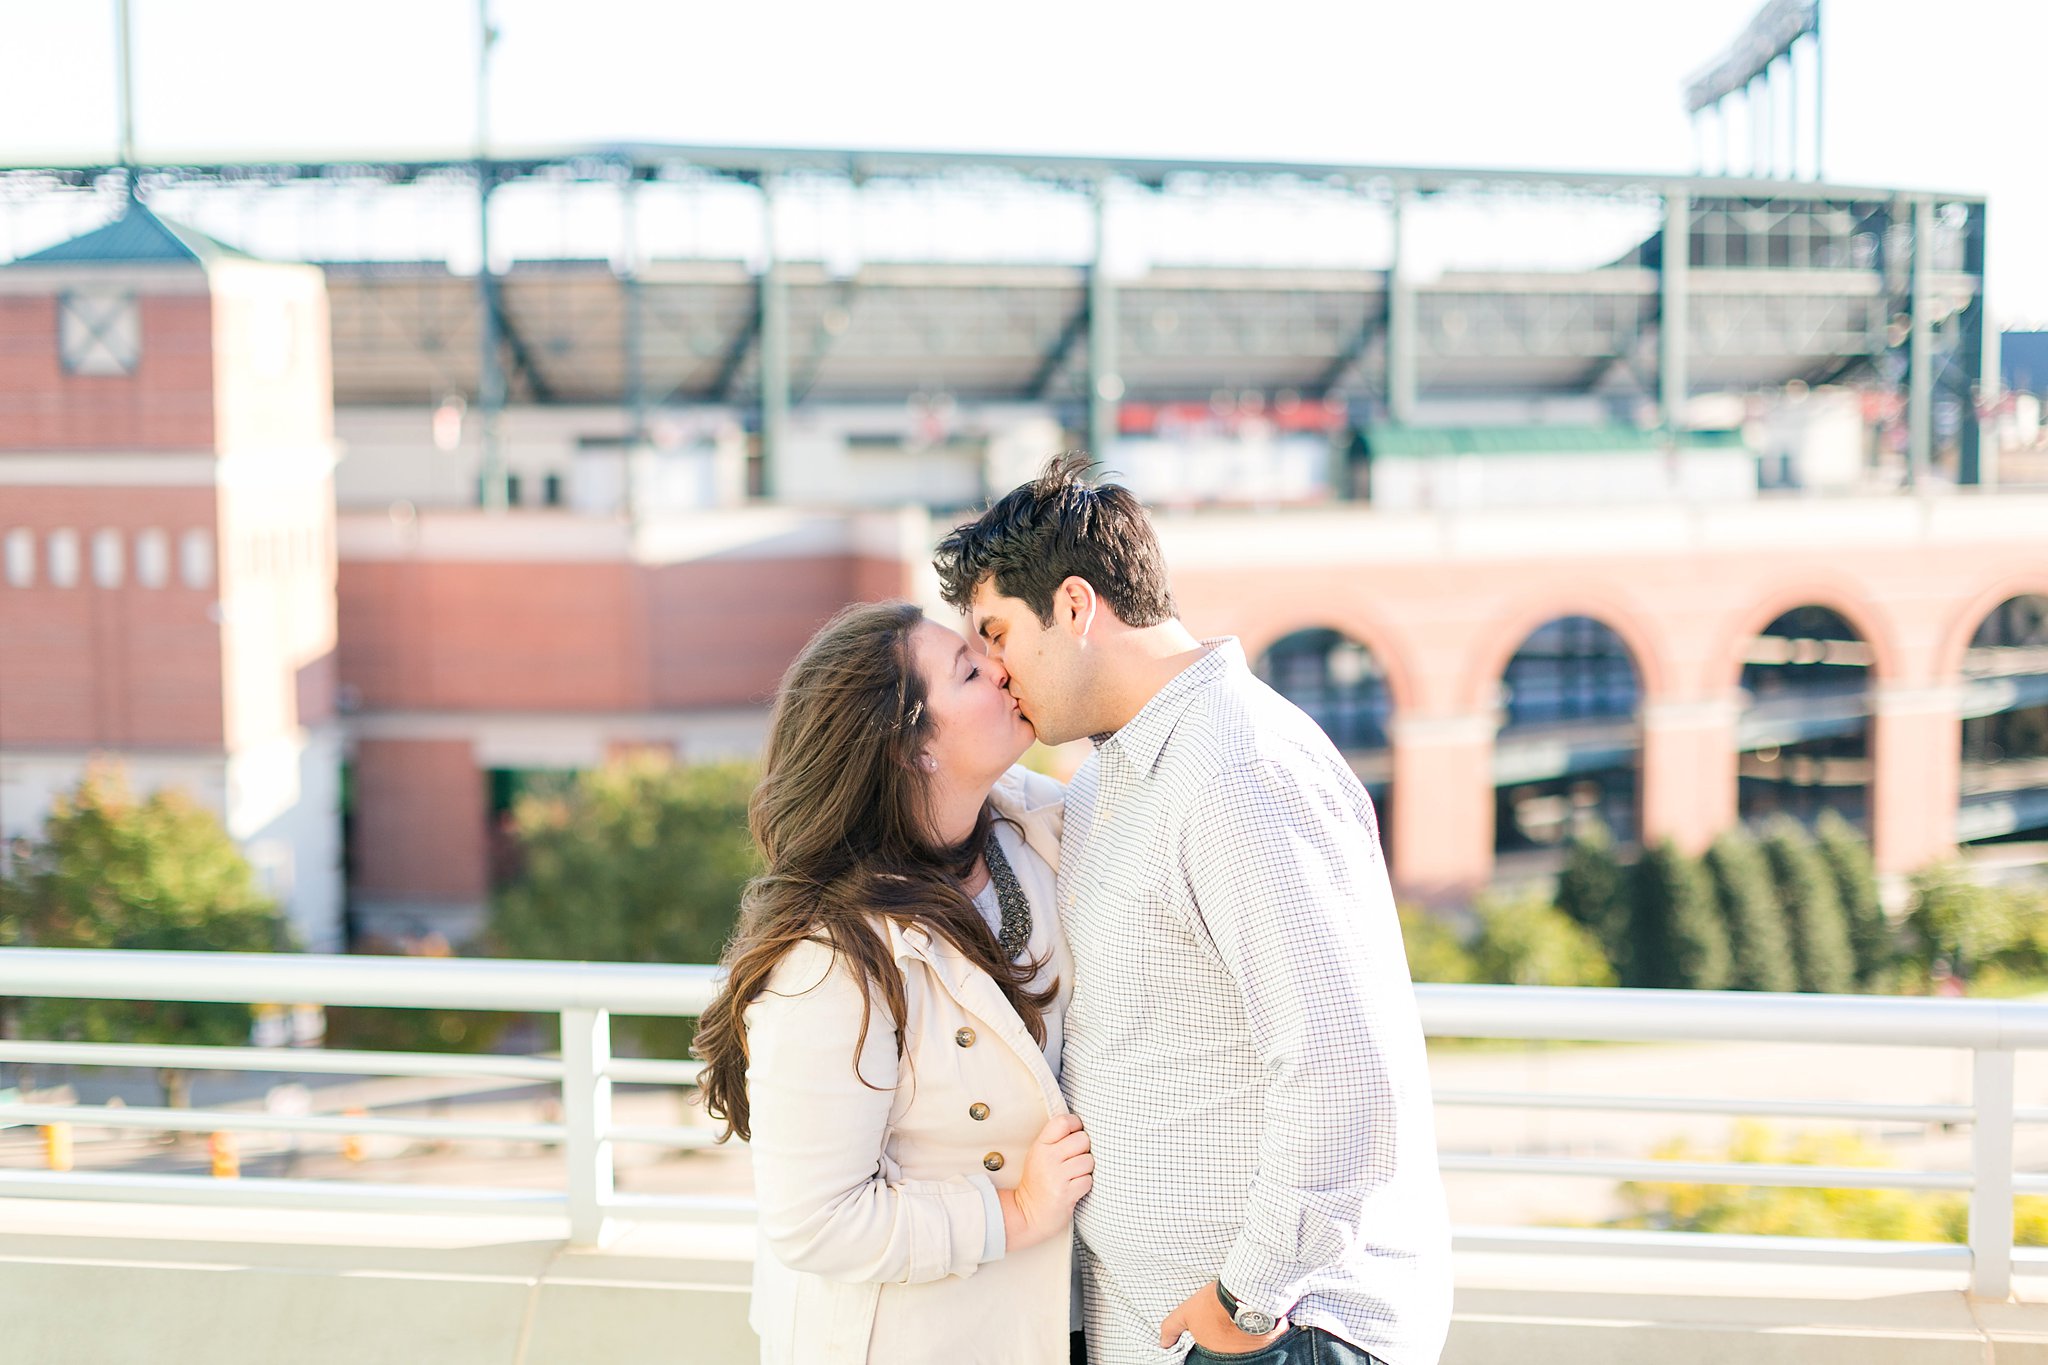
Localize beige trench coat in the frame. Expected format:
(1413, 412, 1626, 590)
(746, 766, 1072, 1365)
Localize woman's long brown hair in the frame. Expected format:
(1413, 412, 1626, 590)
(693, 600, 1055, 1142)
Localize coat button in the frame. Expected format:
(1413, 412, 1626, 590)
(969, 1102, 990, 1121)
(955, 1027, 976, 1048)
(983, 1152, 1004, 1172)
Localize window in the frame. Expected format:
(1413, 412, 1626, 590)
(1255, 629, 1392, 752)
(91, 528, 123, 588)
(48, 529, 80, 587)
(180, 528, 214, 589)
(3, 529, 33, 587)
(135, 528, 169, 588)
(58, 291, 141, 376)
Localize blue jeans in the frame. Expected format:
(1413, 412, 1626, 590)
(1185, 1325, 1382, 1365)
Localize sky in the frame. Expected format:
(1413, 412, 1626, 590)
(5, 0, 2045, 321)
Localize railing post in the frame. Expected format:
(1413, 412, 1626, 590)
(561, 1007, 615, 1248)
(1970, 1047, 2016, 1301)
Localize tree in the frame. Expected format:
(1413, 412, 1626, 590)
(1469, 894, 1615, 988)
(488, 755, 759, 1055)
(1702, 827, 1796, 993)
(1623, 840, 1731, 990)
(1397, 907, 1477, 985)
(1555, 822, 1630, 978)
(0, 764, 291, 1107)
(1901, 862, 2026, 983)
(1813, 810, 1890, 987)
(1761, 817, 1854, 993)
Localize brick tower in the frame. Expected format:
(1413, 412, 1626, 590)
(0, 201, 343, 950)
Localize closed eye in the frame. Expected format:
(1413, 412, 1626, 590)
(966, 665, 981, 682)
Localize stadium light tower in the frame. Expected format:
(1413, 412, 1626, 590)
(1684, 0, 1823, 180)
(114, 0, 137, 200)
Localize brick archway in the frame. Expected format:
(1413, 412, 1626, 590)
(1936, 576, 2048, 681)
(1717, 585, 1903, 692)
(1461, 594, 1668, 715)
(1240, 608, 1421, 716)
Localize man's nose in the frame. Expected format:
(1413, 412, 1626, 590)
(987, 659, 1012, 690)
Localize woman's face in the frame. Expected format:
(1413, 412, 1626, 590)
(910, 618, 1034, 788)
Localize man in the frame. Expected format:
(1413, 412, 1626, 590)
(934, 456, 1451, 1365)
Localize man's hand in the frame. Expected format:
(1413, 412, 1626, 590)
(1158, 1280, 1286, 1353)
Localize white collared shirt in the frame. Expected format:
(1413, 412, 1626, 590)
(1058, 639, 1452, 1365)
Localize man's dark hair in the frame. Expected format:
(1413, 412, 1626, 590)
(934, 453, 1177, 627)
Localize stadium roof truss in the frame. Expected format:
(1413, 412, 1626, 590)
(0, 143, 1993, 488)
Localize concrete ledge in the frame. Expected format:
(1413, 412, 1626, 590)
(0, 1200, 756, 1365)
(1448, 1249, 2044, 1365)
(7, 1200, 2048, 1363)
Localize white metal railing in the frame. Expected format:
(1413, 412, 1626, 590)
(1, 948, 2044, 1297)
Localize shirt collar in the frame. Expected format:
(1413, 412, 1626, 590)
(1092, 637, 1243, 778)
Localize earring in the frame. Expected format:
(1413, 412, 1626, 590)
(919, 753, 939, 772)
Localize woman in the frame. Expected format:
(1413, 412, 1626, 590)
(695, 600, 1089, 1365)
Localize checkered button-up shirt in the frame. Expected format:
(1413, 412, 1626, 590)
(1058, 639, 1451, 1365)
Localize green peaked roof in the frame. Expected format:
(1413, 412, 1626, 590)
(12, 200, 254, 267)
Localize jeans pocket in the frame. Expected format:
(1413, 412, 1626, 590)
(1186, 1325, 1300, 1363)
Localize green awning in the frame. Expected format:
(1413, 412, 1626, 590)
(1364, 424, 1746, 457)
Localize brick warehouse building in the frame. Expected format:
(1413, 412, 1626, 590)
(3, 205, 2046, 945)
(332, 496, 2048, 932)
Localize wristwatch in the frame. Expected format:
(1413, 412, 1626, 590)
(1215, 1281, 1284, 1337)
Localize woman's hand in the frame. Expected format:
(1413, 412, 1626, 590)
(996, 1113, 1093, 1252)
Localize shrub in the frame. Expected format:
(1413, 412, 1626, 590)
(1814, 811, 1891, 986)
(1703, 827, 1796, 992)
(1761, 818, 1854, 993)
(489, 755, 759, 1055)
(1901, 863, 2047, 989)
(1618, 1120, 2048, 1246)
(1623, 841, 1730, 990)
(1469, 894, 1616, 988)
(1398, 906, 1477, 984)
(1555, 822, 1630, 975)
(1618, 1122, 1952, 1241)
(0, 764, 293, 1109)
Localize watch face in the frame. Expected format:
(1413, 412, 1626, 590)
(1236, 1309, 1277, 1335)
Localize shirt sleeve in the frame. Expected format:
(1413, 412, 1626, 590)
(1179, 753, 1434, 1320)
(746, 938, 1003, 1284)
(978, 1179, 1008, 1262)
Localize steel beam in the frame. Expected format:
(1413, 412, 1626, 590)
(1386, 189, 1417, 425)
(758, 175, 788, 500)
(5, 142, 1983, 208)
(1027, 300, 1090, 401)
(622, 174, 645, 530)
(476, 167, 507, 509)
(1960, 202, 1991, 487)
(1814, 3, 1826, 181)
(1661, 188, 1691, 432)
(1907, 195, 1934, 487)
(474, 0, 506, 510)
(1087, 177, 1119, 464)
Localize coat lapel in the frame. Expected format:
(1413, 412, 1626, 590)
(991, 767, 1065, 872)
(886, 921, 1068, 1119)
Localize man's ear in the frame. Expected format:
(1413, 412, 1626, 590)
(1055, 576, 1099, 638)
